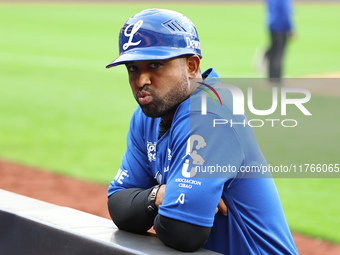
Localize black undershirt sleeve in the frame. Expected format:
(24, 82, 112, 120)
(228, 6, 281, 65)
(154, 214, 211, 252)
(108, 187, 156, 234)
(109, 120, 210, 250)
(108, 188, 211, 252)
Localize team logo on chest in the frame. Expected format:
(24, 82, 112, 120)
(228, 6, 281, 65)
(182, 134, 206, 178)
(123, 20, 143, 50)
(147, 141, 157, 162)
(167, 148, 172, 161)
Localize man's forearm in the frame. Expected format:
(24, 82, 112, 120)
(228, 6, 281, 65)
(154, 215, 211, 252)
(108, 187, 211, 252)
(108, 187, 156, 233)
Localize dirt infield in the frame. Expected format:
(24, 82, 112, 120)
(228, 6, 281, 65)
(307, 72, 340, 78)
(1, 159, 340, 255)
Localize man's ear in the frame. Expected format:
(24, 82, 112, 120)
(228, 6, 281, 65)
(186, 55, 201, 79)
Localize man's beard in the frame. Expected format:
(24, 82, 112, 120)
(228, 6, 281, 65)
(136, 73, 189, 118)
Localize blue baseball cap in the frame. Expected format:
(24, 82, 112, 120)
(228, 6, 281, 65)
(106, 9, 202, 68)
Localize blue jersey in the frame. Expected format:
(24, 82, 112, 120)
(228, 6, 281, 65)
(266, 0, 293, 33)
(108, 68, 298, 255)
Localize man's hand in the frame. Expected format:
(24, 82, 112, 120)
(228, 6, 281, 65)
(215, 198, 228, 216)
(155, 184, 166, 208)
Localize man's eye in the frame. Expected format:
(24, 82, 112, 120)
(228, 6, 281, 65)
(127, 65, 137, 72)
(150, 62, 161, 69)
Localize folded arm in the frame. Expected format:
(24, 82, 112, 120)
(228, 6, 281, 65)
(107, 185, 212, 252)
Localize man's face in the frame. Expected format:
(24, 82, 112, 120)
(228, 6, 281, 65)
(125, 57, 190, 119)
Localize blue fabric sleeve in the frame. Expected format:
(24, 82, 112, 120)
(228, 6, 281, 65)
(108, 107, 157, 197)
(158, 111, 244, 227)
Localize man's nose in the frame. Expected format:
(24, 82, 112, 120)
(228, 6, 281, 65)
(136, 70, 151, 88)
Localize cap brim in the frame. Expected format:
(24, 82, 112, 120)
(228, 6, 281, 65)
(106, 47, 200, 68)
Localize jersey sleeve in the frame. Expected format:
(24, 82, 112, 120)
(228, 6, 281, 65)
(158, 110, 245, 227)
(108, 107, 157, 197)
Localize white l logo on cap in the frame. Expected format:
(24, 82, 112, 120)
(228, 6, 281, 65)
(123, 20, 143, 50)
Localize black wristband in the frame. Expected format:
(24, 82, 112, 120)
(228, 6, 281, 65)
(147, 185, 160, 213)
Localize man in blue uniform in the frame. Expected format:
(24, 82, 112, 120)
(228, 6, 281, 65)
(265, 0, 294, 83)
(106, 9, 298, 254)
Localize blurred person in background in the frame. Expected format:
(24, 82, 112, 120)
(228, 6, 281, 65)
(259, 0, 294, 83)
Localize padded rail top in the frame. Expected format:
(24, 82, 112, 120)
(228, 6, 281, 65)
(0, 189, 220, 255)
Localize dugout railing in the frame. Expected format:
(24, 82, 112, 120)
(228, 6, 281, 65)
(0, 189, 220, 255)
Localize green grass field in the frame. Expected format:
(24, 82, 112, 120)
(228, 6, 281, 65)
(0, 2, 339, 243)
